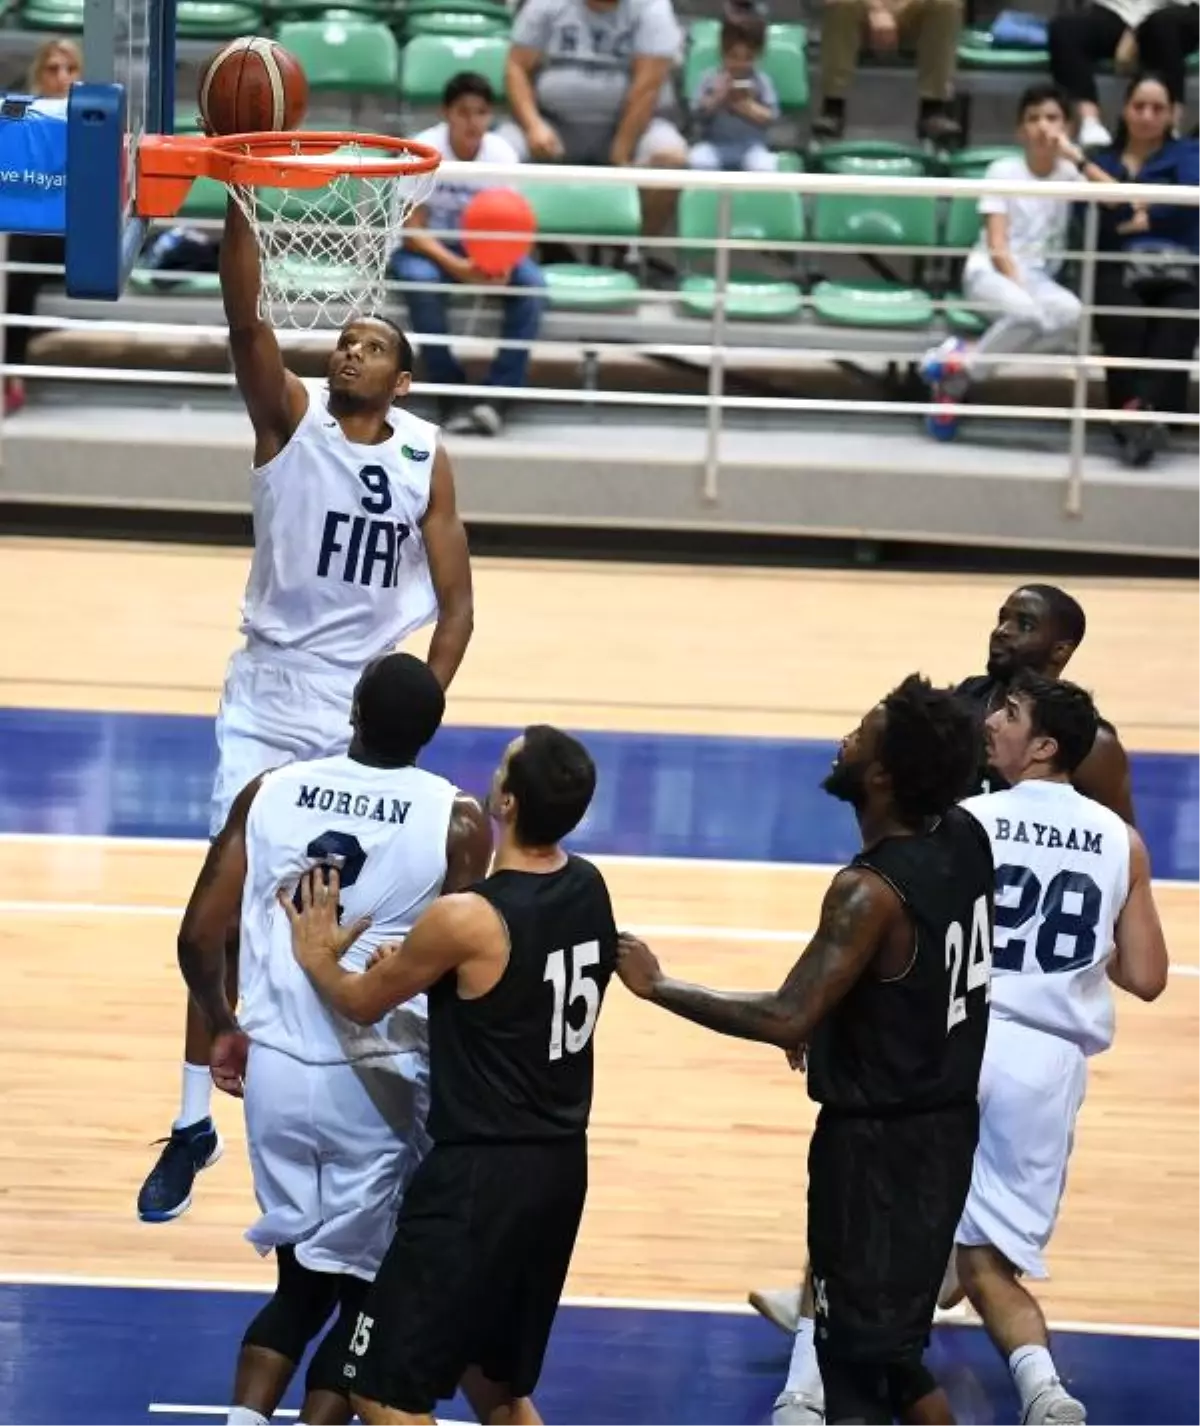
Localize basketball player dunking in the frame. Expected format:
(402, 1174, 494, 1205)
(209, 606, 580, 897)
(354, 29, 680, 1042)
(620, 677, 994, 1426)
(138, 196, 475, 1224)
(177, 653, 491, 1426)
(285, 726, 617, 1425)
(954, 673, 1168, 1426)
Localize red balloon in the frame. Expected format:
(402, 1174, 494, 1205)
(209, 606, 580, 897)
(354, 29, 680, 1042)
(461, 187, 537, 277)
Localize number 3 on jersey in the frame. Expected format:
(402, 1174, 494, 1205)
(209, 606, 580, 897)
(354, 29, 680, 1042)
(544, 942, 602, 1061)
(945, 894, 992, 1032)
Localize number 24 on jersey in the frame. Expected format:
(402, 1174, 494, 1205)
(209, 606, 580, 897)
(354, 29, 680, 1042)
(945, 894, 992, 1033)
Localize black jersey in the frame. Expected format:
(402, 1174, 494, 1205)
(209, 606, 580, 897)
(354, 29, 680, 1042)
(806, 806, 994, 1115)
(956, 673, 1117, 799)
(426, 855, 618, 1145)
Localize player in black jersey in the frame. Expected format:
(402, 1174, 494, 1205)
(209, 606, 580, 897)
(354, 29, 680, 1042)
(957, 584, 1135, 820)
(620, 676, 993, 1426)
(750, 584, 1136, 1350)
(284, 725, 617, 1425)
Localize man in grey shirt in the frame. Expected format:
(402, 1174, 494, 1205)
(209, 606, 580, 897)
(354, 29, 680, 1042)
(501, 0, 687, 229)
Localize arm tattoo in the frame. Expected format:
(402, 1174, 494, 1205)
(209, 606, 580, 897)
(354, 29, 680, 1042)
(649, 871, 888, 1048)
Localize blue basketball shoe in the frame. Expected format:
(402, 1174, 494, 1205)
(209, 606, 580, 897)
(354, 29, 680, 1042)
(137, 1117, 223, 1222)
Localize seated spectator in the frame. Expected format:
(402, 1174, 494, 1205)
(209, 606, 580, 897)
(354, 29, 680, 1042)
(1048, 0, 1198, 149)
(5, 36, 81, 416)
(501, 0, 688, 231)
(1088, 72, 1199, 466)
(813, 0, 963, 143)
(391, 72, 546, 438)
(920, 83, 1114, 440)
(689, 12, 779, 173)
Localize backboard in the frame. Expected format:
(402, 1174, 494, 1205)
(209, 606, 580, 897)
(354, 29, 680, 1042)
(0, 0, 175, 297)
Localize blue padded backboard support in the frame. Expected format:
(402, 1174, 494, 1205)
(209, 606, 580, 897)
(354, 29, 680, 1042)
(65, 0, 175, 298)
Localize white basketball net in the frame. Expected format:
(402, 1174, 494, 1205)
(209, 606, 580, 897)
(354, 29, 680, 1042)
(226, 140, 439, 330)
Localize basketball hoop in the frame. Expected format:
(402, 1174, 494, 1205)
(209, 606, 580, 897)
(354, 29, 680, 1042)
(138, 131, 441, 329)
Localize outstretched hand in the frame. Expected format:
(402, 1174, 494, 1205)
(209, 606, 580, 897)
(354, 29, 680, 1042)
(616, 931, 664, 999)
(280, 867, 371, 974)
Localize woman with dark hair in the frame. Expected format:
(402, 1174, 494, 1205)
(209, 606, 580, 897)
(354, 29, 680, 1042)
(1088, 72, 1198, 466)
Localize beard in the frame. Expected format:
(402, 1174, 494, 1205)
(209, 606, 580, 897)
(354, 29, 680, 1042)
(986, 648, 1018, 680)
(822, 756, 868, 810)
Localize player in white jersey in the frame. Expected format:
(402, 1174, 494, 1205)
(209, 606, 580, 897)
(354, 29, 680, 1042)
(177, 653, 492, 1426)
(138, 193, 475, 1224)
(954, 671, 1168, 1426)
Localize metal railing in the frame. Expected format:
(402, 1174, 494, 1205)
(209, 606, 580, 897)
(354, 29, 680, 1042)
(3, 161, 1197, 519)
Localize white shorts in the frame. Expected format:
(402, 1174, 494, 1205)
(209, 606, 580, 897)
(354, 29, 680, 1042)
(956, 1016, 1088, 1277)
(243, 1042, 429, 1280)
(210, 645, 359, 836)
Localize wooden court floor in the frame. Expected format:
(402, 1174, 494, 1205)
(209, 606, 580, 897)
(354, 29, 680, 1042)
(0, 538, 1195, 1331)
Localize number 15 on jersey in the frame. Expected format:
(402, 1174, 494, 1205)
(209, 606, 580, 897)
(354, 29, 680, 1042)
(945, 893, 992, 1033)
(545, 942, 602, 1061)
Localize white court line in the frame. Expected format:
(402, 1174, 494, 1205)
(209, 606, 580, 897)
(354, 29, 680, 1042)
(0, 897, 814, 945)
(0, 831, 1196, 892)
(0, 1270, 1195, 1340)
(150, 1408, 472, 1423)
(4, 897, 1200, 977)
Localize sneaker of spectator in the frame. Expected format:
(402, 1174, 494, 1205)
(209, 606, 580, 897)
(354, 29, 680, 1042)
(812, 0, 964, 144)
(500, 0, 689, 233)
(689, 12, 780, 173)
(390, 71, 547, 438)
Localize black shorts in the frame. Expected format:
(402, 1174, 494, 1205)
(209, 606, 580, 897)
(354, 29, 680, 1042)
(344, 1138, 587, 1413)
(807, 1102, 978, 1365)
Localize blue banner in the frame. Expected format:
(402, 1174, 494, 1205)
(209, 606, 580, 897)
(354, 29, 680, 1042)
(0, 96, 67, 236)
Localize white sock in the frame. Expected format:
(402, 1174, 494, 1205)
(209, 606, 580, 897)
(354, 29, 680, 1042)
(174, 1061, 213, 1130)
(226, 1409, 268, 1425)
(1009, 1345, 1058, 1410)
(783, 1316, 824, 1401)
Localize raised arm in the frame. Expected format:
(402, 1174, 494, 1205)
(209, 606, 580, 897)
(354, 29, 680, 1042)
(221, 198, 308, 466)
(1073, 723, 1136, 825)
(443, 793, 493, 892)
(617, 867, 899, 1048)
(421, 445, 474, 689)
(284, 871, 496, 1023)
(1108, 827, 1169, 1001)
(177, 775, 263, 1036)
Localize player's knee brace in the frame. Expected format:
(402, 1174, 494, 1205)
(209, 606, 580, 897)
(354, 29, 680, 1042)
(303, 1276, 369, 1398)
(818, 1356, 892, 1425)
(242, 1245, 340, 1365)
(885, 1358, 938, 1419)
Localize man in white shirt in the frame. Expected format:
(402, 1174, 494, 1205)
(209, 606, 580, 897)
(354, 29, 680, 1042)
(955, 671, 1169, 1424)
(920, 82, 1115, 440)
(391, 71, 546, 438)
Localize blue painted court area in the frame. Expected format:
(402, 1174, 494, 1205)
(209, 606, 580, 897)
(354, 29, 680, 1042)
(0, 707, 1196, 880)
(0, 1281, 1194, 1425)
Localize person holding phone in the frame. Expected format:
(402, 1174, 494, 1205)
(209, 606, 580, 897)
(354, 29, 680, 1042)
(689, 12, 780, 172)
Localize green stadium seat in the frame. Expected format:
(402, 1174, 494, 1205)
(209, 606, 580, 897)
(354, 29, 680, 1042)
(179, 173, 229, 218)
(775, 150, 802, 174)
(404, 9, 510, 36)
(129, 269, 220, 295)
(275, 17, 401, 91)
(808, 139, 932, 174)
(810, 191, 937, 327)
(944, 195, 982, 253)
(677, 185, 804, 320)
(684, 21, 809, 112)
(19, 0, 83, 29)
(400, 34, 508, 104)
(273, 0, 397, 18)
(957, 26, 1048, 69)
(522, 181, 642, 310)
(821, 152, 926, 179)
(175, 0, 262, 37)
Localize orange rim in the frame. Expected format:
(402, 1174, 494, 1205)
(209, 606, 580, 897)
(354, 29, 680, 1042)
(137, 131, 442, 217)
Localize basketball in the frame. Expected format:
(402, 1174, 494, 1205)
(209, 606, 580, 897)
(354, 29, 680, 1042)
(198, 36, 309, 136)
(461, 188, 537, 277)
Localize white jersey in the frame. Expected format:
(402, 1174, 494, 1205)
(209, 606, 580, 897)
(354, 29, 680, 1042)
(239, 752, 458, 1065)
(240, 381, 440, 670)
(962, 780, 1130, 1056)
